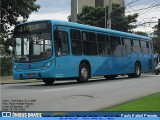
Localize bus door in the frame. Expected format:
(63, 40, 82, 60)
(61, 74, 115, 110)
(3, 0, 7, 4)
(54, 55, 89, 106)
(53, 26, 72, 78)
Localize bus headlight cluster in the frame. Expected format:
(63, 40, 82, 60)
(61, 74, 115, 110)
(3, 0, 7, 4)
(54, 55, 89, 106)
(14, 65, 18, 71)
(43, 60, 53, 69)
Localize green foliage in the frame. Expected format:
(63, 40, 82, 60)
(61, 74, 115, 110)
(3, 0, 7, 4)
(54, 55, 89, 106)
(134, 31, 148, 36)
(153, 37, 160, 54)
(0, 0, 40, 55)
(0, 57, 12, 76)
(0, 0, 40, 76)
(153, 19, 160, 53)
(77, 4, 138, 32)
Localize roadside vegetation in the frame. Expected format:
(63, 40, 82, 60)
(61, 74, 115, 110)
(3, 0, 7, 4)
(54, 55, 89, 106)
(1, 0, 40, 76)
(103, 92, 160, 111)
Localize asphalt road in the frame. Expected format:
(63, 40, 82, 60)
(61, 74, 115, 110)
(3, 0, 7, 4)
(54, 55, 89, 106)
(1, 74, 160, 111)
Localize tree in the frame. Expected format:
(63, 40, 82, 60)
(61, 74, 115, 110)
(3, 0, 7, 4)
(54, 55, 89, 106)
(0, 0, 40, 76)
(77, 4, 138, 32)
(134, 31, 148, 36)
(0, 0, 40, 55)
(153, 19, 160, 54)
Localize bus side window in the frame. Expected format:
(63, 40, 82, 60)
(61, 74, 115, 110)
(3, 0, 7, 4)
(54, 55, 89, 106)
(121, 38, 127, 56)
(133, 40, 141, 53)
(97, 33, 111, 56)
(82, 31, 97, 55)
(141, 40, 149, 54)
(149, 42, 153, 54)
(110, 35, 122, 56)
(54, 30, 69, 56)
(125, 38, 132, 55)
(70, 29, 82, 55)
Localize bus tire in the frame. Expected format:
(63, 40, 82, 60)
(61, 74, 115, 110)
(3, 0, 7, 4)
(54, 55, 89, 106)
(43, 78, 55, 85)
(77, 63, 89, 83)
(155, 70, 159, 75)
(135, 62, 141, 77)
(129, 63, 141, 78)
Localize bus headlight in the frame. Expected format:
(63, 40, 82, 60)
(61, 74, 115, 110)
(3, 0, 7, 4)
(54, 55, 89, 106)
(14, 65, 18, 71)
(43, 60, 53, 69)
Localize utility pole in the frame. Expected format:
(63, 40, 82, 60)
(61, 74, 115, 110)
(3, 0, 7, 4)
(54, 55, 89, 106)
(71, 0, 77, 23)
(104, 0, 106, 28)
(107, 0, 112, 29)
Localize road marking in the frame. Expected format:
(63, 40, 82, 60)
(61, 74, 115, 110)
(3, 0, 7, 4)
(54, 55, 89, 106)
(41, 87, 74, 92)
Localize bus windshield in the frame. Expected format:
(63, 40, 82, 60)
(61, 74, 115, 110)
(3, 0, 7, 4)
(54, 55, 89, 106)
(13, 21, 52, 62)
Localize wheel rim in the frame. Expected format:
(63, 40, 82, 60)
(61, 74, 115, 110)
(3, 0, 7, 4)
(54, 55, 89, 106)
(136, 65, 140, 75)
(81, 67, 88, 79)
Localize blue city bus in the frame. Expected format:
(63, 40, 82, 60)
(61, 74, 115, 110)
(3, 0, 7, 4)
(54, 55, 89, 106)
(13, 20, 154, 85)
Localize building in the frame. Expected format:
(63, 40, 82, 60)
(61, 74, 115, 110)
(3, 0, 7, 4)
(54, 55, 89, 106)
(78, 0, 125, 13)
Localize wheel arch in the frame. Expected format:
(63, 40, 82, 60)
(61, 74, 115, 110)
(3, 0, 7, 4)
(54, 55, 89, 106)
(135, 60, 141, 68)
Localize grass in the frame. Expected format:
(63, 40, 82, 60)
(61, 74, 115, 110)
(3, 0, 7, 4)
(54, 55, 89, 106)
(91, 76, 104, 79)
(103, 92, 160, 111)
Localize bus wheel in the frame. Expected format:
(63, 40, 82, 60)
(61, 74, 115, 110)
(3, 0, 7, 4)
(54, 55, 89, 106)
(129, 63, 141, 78)
(77, 63, 89, 83)
(155, 70, 159, 75)
(135, 63, 141, 77)
(43, 78, 55, 85)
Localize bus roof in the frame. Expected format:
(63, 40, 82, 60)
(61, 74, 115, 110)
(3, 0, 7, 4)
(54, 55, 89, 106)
(17, 19, 152, 41)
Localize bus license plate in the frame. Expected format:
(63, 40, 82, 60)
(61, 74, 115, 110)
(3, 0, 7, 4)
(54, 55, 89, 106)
(28, 74, 34, 77)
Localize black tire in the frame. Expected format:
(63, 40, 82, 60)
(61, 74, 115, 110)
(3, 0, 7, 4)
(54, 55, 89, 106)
(128, 74, 134, 78)
(155, 70, 159, 75)
(128, 63, 141, 78)
(104, 75, 115, 80)
(135, 63, 141, 77)
(43, 78, 55, 85)
(77, 63, 89, 83)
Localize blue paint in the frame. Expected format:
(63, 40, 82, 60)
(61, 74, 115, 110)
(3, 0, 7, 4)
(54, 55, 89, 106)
(13, 19, 154, 80)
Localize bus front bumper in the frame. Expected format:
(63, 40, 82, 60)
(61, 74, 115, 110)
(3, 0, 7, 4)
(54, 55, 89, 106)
(13, 69, 55, 80)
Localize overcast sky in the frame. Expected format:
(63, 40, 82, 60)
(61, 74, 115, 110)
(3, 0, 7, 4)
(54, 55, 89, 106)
(28, 0, 160, 34)
(28, 0, 71, 21)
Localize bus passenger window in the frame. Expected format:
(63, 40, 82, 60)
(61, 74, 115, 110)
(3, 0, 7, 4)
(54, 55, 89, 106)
(82, 31, 97, 55)
(54, 30, 69, 56)
(70, 29, 82, 55)
(141, 40, 149, 54)
(110, 35, 122, 56)
(97, 33, 111, 56)
(122, 38, 132, 56)
(133, 40, 141, 53)
(149, 42, 153, 54)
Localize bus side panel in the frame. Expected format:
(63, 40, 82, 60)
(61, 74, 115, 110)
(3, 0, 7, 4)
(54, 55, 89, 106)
(110, 56, 124, 75)
(80, 56, 99, 76)
(142, 53, 150, 72)
(139, 53, 150, 73)
(123, 54, 135, 74)
(94, 56, 112, 76)
(55, 56, 80, 78)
